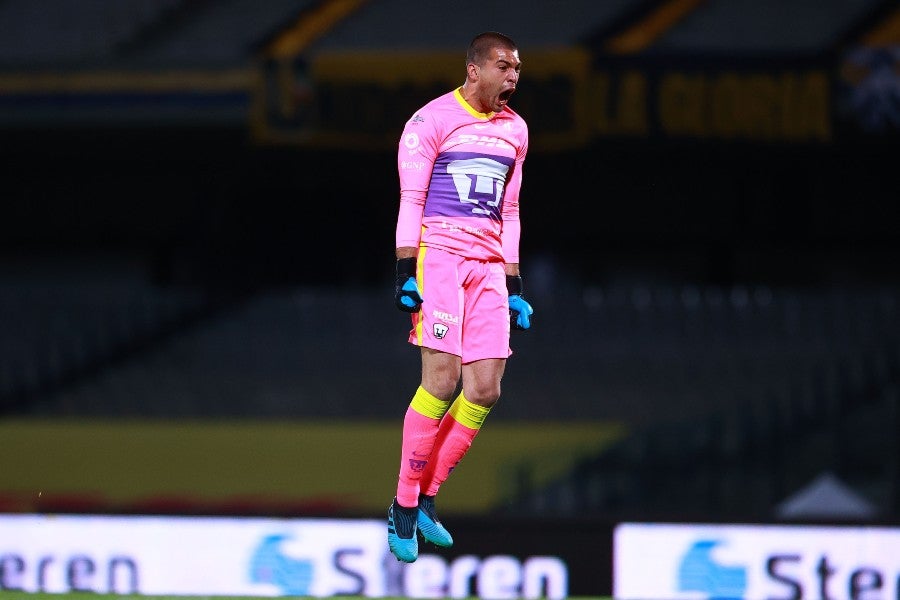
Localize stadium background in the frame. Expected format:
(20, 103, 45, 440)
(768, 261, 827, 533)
(1, 0, 899, 596)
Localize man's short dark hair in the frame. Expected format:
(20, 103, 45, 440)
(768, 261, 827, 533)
(466, 32, 517, 67)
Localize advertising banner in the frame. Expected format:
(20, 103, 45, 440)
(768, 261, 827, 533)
(0, 514, 387, 596)
(0, 514, 582, 598)
(614, 522, 900, 600)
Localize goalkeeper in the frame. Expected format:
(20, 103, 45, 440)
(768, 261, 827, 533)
(388, 31, 534, 563)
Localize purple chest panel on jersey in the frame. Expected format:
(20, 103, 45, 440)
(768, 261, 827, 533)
(424, 151, 515, 221)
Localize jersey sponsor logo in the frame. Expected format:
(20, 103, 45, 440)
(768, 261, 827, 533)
(400, 160, 426, 171)
(437, 220, 493, 237)
(450, 134, 513, 149)
(432, 310, 459, 324)
(404, 133, 420, 148)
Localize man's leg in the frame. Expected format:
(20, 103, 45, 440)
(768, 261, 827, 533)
(396, 349, 460, 503)
(395, 386, 451, 507)
(420, 358, 505, 496)
(389, 349, 459, 562)
(416, 358, 505, 546)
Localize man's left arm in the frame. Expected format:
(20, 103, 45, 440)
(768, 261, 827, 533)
(501, 171, 532, 330)
(502, 126, 531, 329)
(505, 265, 533, 331)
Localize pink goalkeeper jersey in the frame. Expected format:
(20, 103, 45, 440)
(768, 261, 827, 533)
(396, 87, 528, 263)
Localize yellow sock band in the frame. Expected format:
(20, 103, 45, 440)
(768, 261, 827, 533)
(448, 392, 491, 430)
(410, 386, 451, 419)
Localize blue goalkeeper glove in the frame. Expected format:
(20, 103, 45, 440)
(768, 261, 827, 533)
(395, 257, 423, 313)
(507, 275, 534, 331)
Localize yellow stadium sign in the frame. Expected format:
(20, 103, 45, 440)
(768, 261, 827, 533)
(252, 49, 832, 147)
(588, 67, 831, 142)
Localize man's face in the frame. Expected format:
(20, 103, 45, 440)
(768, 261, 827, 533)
(474, 46, 521, 113)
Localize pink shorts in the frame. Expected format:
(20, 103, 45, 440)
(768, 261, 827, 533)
(407, 246, 511, 362)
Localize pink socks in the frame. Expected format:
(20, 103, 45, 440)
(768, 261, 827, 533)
(396, 388, 492, 506)
(420, 392, 492, 498)
(396, 387, 450, 507)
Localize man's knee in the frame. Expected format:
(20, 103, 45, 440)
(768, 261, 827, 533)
(463, 382, 501, 408)
(460, 358, 505, 407)
(421, 351, 462, 400)
(421, 376, 460, 401)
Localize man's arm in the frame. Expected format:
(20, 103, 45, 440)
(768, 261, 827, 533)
(396, 246, 418, 260)
(506, 265, 533, 330)
(394, 248, 423, 312)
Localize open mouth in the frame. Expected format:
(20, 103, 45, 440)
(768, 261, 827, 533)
(498, 88, 515, 103)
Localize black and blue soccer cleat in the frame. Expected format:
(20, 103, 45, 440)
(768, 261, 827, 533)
(388, 498, 419, 562)
(416, 494, 453, 547)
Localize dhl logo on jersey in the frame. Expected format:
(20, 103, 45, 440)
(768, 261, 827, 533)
(449, 134, 514, 149)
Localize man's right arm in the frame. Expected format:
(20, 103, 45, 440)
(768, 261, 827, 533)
(395, 121, 428, 311)
(394, 246, 423, 312)
(394, 197, 424, 311)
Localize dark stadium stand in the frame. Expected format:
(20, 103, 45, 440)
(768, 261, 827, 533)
(8, 278, 898, 518)
(0, 0, 182, 67)
(1, 0, 899, 520)
(0, 0, 893, 67)
(119, 0, 318, 66)
(0, 257, 214, 413)
(648, 0, 884, 54)
(16, 281, 898, 421)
